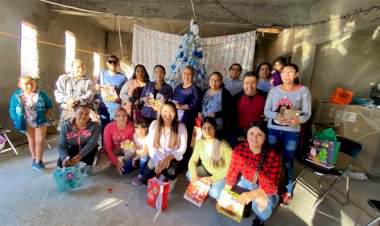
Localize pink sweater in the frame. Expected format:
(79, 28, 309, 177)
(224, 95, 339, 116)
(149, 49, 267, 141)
(103, 121, 134, 166)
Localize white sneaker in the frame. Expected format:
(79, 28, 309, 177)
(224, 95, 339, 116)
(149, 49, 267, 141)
(168, 178, 177, 193)
(84, 165, 92, 177)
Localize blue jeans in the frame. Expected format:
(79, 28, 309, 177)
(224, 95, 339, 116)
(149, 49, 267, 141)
(185, 166, 226, 199)
(123, 155, 149, 175)
(237, 177, 279, 222)
(268, 128, 299, 194)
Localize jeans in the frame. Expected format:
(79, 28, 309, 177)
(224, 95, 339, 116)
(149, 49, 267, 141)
(268, 128, 299, 194)
(237, 177, 279, 222)
(185, 165, 226, 199)
(122, 155, 149, 175)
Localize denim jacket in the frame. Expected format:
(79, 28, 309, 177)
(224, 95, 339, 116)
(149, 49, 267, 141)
(9, 89, 53, 133)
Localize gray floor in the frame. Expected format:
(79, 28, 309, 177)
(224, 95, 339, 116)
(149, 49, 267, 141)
(0, 136, 379, 226)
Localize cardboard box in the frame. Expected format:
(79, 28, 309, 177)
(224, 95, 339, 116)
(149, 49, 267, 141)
(216, 189, 245, 222)
(183, 180, 211, 207)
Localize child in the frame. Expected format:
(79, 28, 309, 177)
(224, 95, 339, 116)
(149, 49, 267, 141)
(123, 119, 150, 186)
(9, 76, 53, 171)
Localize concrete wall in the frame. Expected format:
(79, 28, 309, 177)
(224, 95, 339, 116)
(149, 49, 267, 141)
(0, 0, 107, 143)
(268, 0, 380, 101)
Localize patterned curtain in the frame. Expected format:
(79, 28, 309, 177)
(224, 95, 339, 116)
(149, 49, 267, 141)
(132, 25, 256, 80)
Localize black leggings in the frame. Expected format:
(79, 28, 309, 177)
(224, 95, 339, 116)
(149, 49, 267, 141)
(57, 147, 98, 168)
(142, 159, 180, 185)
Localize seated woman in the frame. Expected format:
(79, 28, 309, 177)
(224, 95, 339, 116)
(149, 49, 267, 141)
(224, 121, 280, 226)
(199, 72, 232, 140)
(57, 102, 101, 176)
(140, 65, 173, 124)
(95, 106, 134, 175)
(187, 117, 232, 199)
(142, 101, 187, 192)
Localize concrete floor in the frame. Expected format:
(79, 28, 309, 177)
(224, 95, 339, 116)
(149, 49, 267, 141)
(0, 136, 379, 226)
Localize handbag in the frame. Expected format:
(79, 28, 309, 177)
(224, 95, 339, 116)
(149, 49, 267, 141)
(330, 87, 354, 105)
(53, 164, 83, 192)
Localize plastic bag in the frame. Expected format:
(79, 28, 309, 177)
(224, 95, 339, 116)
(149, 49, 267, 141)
(330, 87, 354, 105)
(53, 164, 83, 192)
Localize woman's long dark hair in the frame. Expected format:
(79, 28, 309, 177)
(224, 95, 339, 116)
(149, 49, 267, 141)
(153, 101, 179, 150)
(131, 64, 150, 81)
(201, 117, 226, 168)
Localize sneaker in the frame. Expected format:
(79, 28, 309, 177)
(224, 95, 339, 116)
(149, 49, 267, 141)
(168, 178, 177, 193)
(83, 165, 92, 177)
(252, 218, 265, 226)
(132, 175, 143, 186)
(32, 161, 46, 171)
(32, 159, 35, 167)
(280, 193, 292, 207)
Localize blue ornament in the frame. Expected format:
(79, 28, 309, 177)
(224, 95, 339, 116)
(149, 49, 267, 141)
(171, 64, 176, 70)
(189, 59, 196, 66)
(179, 52, 184, 58)
(183, 57, 188, 62)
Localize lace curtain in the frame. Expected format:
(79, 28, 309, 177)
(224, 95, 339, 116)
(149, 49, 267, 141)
(132, 24, 256, 81)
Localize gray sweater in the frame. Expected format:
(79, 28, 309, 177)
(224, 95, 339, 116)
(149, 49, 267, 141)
(264, 86, 312, 132)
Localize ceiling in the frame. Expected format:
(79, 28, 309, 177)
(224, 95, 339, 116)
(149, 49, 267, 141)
(42, 0, 318, 37)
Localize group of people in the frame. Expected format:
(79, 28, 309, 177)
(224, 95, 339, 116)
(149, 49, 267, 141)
(8, 55, 311, 226)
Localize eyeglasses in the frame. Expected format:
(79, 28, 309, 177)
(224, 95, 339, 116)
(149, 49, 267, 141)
(107, 60, 119, 65)
(281, 70, 296, 76)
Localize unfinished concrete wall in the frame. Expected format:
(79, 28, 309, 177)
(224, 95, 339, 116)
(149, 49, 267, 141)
(0, 0, 106, 143)
(268, 0, 380, 101)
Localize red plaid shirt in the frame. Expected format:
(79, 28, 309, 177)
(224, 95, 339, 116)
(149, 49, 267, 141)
(226, 143, 281, 195)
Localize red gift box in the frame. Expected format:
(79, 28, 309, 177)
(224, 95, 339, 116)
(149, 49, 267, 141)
(147, 177, 170, 211)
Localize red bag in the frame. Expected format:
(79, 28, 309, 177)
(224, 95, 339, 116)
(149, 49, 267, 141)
(147, 177, 170, 211)
(330, 87, 354, 105)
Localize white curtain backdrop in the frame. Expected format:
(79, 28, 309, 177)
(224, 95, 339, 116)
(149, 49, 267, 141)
(132, 25, 256, 81)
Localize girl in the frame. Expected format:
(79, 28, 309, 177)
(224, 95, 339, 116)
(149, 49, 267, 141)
(270, 57, 286, 88)
(9, 76, 53, 171)
(264, 63, 312, 206)
(187, 117, 232, 199)
(99, 106, 134, 175)
(142, 101, 187, 192)
(140, 65, 173, 124)
(122, 119, 150, 186)
(57, 102, 101, 176)
(224, 121, 281, 226)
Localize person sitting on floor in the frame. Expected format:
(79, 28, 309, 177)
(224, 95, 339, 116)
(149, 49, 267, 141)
(187, 117, 232, 199)
(142, 101, 187, 192)
(57, 102, 101, 176)
(95, 106, 134, 175)
(122, 119, 150, 186)
(224, 121, 281, 226)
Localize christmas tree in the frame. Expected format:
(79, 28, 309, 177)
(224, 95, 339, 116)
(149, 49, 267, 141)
(168, 19, 207, 90)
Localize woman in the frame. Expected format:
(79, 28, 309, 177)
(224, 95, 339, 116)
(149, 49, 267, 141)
(57, 102, 101, 176)
(142, 101, 187, 192)
(224, 121, 280, 226)
(97, 106, 134, 175)
(264, 63, 311, 206)
(140, 65, 173, 124)
(187, 117, 232, 199)
(171, 66, 202, 170)
(199, 72, 232, 140)
(120, 64, 149, 121)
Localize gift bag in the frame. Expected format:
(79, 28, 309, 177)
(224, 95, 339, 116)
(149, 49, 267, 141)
(183, 179, 211, 207)
(330, 87, 354, 105)
(216, 189, 245, 223)
(305, 128, 341, 169)
(147, 177, 170, 211)
(53, 164, 83, 192)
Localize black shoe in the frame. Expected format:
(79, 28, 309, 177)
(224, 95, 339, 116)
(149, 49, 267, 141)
(243, 202, 252, 218)
(252, 218, 265, 226)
